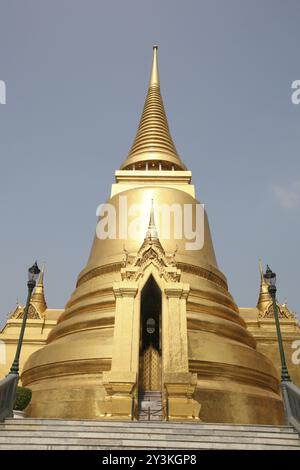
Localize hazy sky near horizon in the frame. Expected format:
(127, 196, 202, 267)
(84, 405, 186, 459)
(0, 0, 300, 325)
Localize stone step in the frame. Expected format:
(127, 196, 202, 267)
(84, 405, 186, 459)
(3, 418, 295, 433)
(139, 403, 162, 411)
(138, 416, 163, 422)
(139, 398, 162, 402)
(1, 425, 297, 439)
(139, 400, 162, 405)
(0, 437, 298, 450)
(0, 430, 298, 445)
(139, 392, 161, 398)
(1, 418, 299, 450)
(138, 397, 162, 403)
(137, 390, 163, 421)
(139, 399, 162, 405)
(0, 445, 299, 450)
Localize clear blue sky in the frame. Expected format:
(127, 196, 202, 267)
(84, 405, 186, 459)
(0, 0, 299, 325)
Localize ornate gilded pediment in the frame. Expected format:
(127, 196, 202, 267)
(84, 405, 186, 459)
(258, 302, 295, 320)
(15, 304, 41, 320)
(9, 304, 23, 319)
(121, 240, 181, 283)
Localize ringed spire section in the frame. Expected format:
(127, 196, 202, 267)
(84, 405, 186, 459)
(120, 46, 187, 171)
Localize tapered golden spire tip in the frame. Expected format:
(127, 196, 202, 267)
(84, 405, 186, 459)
(37, 263, 45, 285)
(149, 45, 160, 87)
(120, 46, 186, 170)
(145, 199, 158, 241)
(31, 263, 47, 314)
(149, 198, 156, 227)
(259, 259, 265, 283)
(257, 259, 272, 312)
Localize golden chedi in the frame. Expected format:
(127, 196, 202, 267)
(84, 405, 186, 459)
(22, 47, 285, 424)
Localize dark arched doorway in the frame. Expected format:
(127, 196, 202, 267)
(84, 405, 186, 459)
(139, 275, 162, 392)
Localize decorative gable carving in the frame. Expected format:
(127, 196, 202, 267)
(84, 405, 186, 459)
(15, 304, 41, 320)
(258, 302, 295, 320)
(121, 240, 180, 283)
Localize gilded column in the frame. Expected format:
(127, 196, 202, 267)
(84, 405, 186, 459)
(102, 281, 138, 420)
(163, 283, 201, 421)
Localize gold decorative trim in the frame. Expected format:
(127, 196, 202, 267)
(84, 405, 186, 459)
(187, 316, 255, 349)
(187, 302, 245, 328)
(177, 262, 228, 290)
(48, 314, 115, 343)
(188, 288, 238, 313)
(189, 360, 279, 394)
(77, 263, 122, 287)
(63, 300, 115, 318)
(76, 261, 228, 292)
(65, 287, 114, 312)
(21, 358, 112, 386)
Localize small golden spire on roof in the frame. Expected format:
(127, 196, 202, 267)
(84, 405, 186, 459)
(145, 199, 159, 241)
(120, 46, 186, 171)
(259, 259, 265, 284)
(31, 263, 47, 314)
(257, 259, 272, 312)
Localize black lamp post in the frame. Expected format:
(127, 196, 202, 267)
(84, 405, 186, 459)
(8, 262, 40, 376)
(264, 265, 291, 382)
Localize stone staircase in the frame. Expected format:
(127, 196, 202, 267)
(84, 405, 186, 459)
(0, 418, 299, 449)
(138, 391, 163, 421)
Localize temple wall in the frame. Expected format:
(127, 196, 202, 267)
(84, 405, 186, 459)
(244, 319, 300, 388)
(0, 318, 58, 378)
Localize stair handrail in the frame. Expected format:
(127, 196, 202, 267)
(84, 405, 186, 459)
(282, 381, 300, 434)
(0, 374, 19, 422)
(152, 406, 163, 416)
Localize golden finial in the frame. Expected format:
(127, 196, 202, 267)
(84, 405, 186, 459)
(149, 198, 156, 226)
(120, 46, 186, 171)
(36, 263, 45, 286)
(149, 45, 159, 87)
(259, 259, 265, 284)
(257, 259, 272, 312)
(145, 199, 159, 241)
(31, 262, 47, 314)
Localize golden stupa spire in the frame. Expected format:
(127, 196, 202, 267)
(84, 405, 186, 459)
(258, 259, 264, 284)
(120, 46, 187, 171)
(31, 264, 47, 314)
(145, 199, 159, 241)
(256, 259, 272, 312)
(149, 45, 159, 86)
